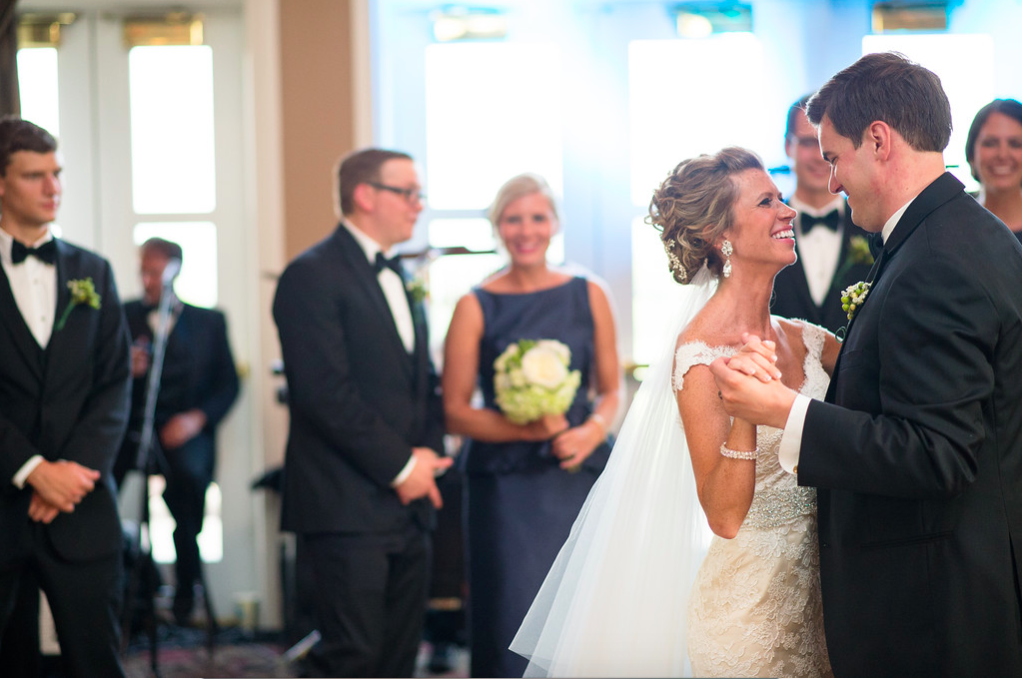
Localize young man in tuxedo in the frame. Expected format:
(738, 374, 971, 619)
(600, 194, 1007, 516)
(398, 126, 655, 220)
(0, 118, 131, 675)
(273, 148, 451, 677)
(115, 237, 239, 626)
(771, 94, 873, 334)
(712, 53, 1021, 676)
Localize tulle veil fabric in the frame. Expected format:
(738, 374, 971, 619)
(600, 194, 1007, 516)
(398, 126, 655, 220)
(510, 266, 718, 678)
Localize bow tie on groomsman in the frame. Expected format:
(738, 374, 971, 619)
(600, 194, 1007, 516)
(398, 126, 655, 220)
(374, 251, 404, 276)
(799, 209, 840, 235)
(11, 238, 57, 264)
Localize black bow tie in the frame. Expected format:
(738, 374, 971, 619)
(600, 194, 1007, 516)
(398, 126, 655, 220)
(869, 233, 885, 260)
(799, 209, 840, 235)
(374, 252, 404, 276)
(11, 239, 57, 265)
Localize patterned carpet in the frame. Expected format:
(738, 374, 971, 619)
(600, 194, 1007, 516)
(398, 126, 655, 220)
(122, 627, 469, 678)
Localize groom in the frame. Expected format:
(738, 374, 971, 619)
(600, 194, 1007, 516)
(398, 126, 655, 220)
(711, 53, 1021, 676)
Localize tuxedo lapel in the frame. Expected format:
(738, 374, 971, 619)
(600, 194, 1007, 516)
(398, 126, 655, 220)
(0, 262, 45, 381)
(334, 227, 415, 381)
(825, 174, 964, 403)
(44, 241, 84, 385)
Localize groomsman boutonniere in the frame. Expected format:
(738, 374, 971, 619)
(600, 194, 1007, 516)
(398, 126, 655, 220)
(833, 235, 874, 283)
(847, 235, 874, 266)
(840, 281, 871, 322)
(406, 277, 428, 304)
(55, 278, 101, 331)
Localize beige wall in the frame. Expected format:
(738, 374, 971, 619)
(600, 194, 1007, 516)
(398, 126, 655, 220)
(279, 0, 357, 260)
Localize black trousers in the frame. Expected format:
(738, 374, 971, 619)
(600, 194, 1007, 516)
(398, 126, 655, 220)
(0, 525, 124, 677)
(300, 526, 431, 678)
(162, 433, 215, 604)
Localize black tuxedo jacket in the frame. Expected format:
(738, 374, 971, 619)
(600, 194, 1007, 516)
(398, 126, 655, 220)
(123, 300, 238, 439)
(273, 225, 444, 534)
(0, 240, 131, 564)
(800, 174, 1022, 676)
(772, 202, 873, 334)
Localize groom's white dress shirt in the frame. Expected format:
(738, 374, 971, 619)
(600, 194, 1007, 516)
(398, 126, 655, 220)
(340, 218, 417, 486)
(0, 227, 56, 488)
(778, 198, 913, 473)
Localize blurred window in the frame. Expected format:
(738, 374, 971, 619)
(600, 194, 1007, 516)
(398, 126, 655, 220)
(425, 42, 563, 209)
(129, 45, 216, 214)
(16, 47, 60, 138)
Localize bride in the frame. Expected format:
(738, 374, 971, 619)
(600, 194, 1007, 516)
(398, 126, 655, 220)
(510, 147, 837, 677)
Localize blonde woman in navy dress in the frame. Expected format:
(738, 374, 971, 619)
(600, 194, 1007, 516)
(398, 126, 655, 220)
(442, 174, 622, 677)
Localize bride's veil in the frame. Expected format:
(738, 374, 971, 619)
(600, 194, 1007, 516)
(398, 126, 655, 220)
(511, 266, 718, 678)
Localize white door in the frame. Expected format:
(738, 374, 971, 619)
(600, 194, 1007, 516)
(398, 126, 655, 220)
(17, 7, 258, 622)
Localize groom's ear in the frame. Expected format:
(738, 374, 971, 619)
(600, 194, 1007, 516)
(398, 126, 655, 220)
(864, 121, 892, 160)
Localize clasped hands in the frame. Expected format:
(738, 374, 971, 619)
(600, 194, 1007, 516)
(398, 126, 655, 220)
(524, 414, 603, 471)
(25, 459, 102, 524)
(709, 334, 797, 430)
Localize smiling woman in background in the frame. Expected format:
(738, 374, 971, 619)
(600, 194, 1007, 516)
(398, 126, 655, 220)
(442, 173, 621, 677)
(966, 98, 1022, 239)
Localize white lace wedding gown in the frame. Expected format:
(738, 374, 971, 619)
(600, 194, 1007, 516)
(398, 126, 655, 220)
(675, 322, 832, 678)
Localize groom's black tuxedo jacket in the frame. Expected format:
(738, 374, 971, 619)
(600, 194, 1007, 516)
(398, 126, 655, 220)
(0, 240, 131, 564)
(273, 225, 444, 535)
(771, 201, 873, 335)
(800, 173, 1022, 676)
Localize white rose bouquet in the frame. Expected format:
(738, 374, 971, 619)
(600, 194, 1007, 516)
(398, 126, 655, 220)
(493, 339, 581, 425)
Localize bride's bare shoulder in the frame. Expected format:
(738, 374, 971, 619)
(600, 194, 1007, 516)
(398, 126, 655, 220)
(675, 313, 735, 352)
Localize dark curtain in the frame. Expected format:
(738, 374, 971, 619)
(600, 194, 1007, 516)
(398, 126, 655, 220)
(0, 0, 19, 116)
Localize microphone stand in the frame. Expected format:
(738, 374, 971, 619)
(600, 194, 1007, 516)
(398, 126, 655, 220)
(120, 261, 181, 675)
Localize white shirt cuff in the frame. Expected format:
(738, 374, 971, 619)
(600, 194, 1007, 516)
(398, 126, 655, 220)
(13, 455, 44, 489)
(390, 454, 417, 487)
(778, 394, 812, 474)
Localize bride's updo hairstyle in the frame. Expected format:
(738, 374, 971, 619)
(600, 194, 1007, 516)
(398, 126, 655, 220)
(488, 173, 560, 227)
(649, 147, 764, 284)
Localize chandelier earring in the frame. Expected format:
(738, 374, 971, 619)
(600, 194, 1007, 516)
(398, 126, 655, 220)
(663, 239, 688, 283)
(720, 240, 734, 279)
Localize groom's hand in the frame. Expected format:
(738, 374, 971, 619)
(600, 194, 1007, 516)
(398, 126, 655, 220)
(710, 356, 796, 429)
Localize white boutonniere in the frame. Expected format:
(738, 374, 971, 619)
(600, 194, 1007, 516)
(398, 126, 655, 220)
(55, 278, 101, 331)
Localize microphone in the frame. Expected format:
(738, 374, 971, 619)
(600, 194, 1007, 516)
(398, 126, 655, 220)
(162, 258, 182, 287)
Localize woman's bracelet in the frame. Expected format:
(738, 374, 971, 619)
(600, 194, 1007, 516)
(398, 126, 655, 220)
(588, 412, 608, 435)
(720, 442, 759, 460)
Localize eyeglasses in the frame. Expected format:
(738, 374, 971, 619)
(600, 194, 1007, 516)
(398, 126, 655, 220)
(367, 182, 426, 204)
(788, 136, 821, 150)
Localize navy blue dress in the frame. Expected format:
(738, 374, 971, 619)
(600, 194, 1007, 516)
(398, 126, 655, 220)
(462, 276, 611, 678)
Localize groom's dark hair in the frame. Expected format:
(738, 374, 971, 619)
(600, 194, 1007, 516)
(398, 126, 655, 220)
(805, 52, 951, 153)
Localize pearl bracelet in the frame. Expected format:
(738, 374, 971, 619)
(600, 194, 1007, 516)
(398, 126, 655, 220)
(720, 442, 759, 460)
(589, 413, 608, 435)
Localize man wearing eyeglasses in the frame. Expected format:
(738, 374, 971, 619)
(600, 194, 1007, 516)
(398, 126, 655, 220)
(273, 148, 450, 677)
(772, 94, 873, 334)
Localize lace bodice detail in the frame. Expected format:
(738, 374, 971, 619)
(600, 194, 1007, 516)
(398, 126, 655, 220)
(671, 322, 830, 527)
(676, 321, 833, 677)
